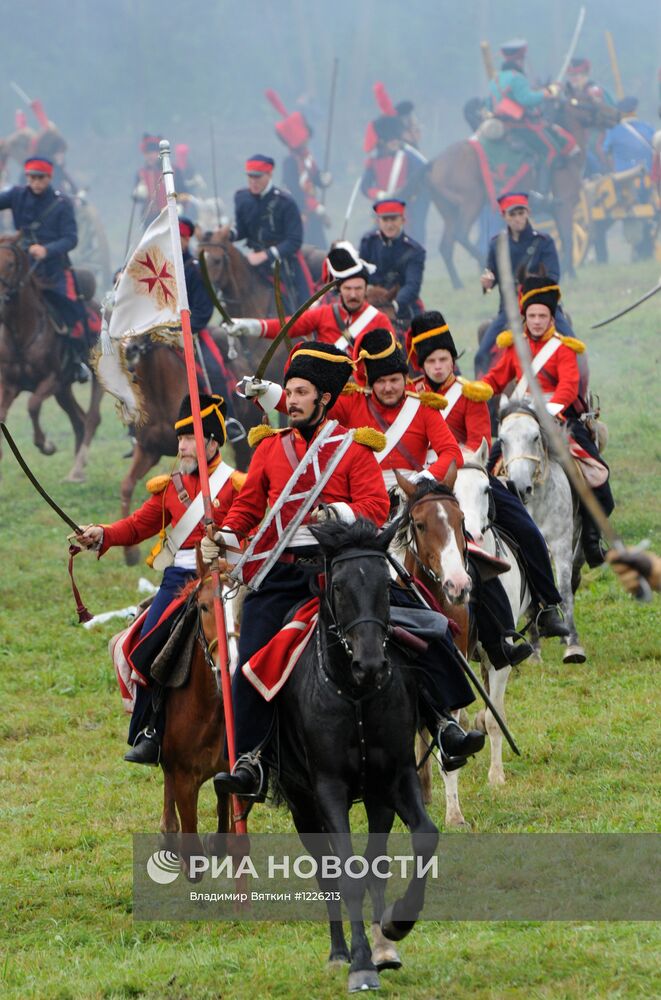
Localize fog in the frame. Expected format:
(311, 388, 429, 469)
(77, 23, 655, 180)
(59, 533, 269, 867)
(1, 0, 660, 266)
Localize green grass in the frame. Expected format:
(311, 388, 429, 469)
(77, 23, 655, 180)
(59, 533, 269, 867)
(0, 255, 659, 999)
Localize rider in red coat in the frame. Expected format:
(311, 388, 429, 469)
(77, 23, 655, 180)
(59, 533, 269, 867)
(224, 242, 393, 349)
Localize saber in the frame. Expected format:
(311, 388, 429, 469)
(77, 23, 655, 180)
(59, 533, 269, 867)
(480, 41, 496, 81)
(604, 30, 625, 101)
(556, 6, 586, 82)
(340, 176, 362, 241)
(209, 120, 222, 228)
(496, 233, 652, 602)
(1, 422, 82, 533)
(273, 258, 287, 326)
(386, 550, 521, 757)
(591, 278, 661, 328)
(198, 249, 233, 325)
(254, 278, 337, 381)
(320, 57, 339, 207)
(10, 80, 32, 105)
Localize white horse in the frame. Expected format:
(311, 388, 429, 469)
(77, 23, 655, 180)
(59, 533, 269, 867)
(454, 439, 533, 786)
(497, 402, 585, 664)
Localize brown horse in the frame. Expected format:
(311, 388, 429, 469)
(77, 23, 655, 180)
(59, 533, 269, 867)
(0, 237, 103, 482)
(158, 556, 234, 869)
(365, 283, 399, 326)
(393, 468, 477, 829)
(198, 226, 273, 319)
(427, 98, 620, 288)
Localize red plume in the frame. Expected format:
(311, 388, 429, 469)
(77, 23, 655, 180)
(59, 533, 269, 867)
(265, 89, 289, 118)
(373, 81, 396, 117)
(363, 121, 378, 153)
(30, 98, 50, 129)
(15, 109, 27, 129)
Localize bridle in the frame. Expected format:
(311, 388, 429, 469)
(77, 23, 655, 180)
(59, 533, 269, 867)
(402, 491, 468, 586)
(194, 574, 223, 695)
(322, 546, 391, 659)
(499, 412, 549, 487)
(0, 241, 31, 306)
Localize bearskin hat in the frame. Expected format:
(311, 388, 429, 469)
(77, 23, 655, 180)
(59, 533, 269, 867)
(354, 327, 407, 385)
(175, 393, 227, 444)
(407, 311, 457, 367)
(519, 275, 561, 317)
(326, 242, 375, 283)
(373, 115, 404, 142)
(284, 342, 354, 406)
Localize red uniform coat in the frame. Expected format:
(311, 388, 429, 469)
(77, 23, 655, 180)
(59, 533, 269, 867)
(99, 456, 240, 554)
(256, 299, 394, 344)
(222, 423, 390, 539)
(482, 330, 580, 414)
(413, 374, 493, 450)
(330, 390, 463, 481)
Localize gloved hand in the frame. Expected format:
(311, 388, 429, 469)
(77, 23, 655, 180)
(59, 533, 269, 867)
(235, 376, 275, 399)
(319, 171, 332, 188)
(200, 531, 223, 564)
(223, 318, 263, 338)
(544, 82, 561, 98)
(410, 470, 435, 484)
(132, 182, 148, 201)
(606, 548, 660, 594)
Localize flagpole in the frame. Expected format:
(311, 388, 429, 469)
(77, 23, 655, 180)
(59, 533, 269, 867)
(159, 139, 246, 834)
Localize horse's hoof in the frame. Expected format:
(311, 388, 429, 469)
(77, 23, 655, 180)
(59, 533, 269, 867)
(381, 904, 415, 942)
(40, 440, 57, 456)
(563, 645, 586, 664)
(348, 969, 380, 992)
(63, 471, 86, 484)
(371, 947, 402, 972)
(124, 547, 141, 567)
(445, 817, 470, 830)
(328, 953, 350, 968)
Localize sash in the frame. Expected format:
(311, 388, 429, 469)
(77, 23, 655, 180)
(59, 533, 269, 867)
(332, 304, 379, 351)
(621, 120, 653, 152)
(369, 395, 422, 466)
(426, 379, 463, 464)
(512, 336, 563, 399)
(386, 149, 406, 194)
(152, 462, 234, 570)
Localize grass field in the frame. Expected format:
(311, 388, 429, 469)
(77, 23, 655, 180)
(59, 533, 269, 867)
(0, 251, 659, 999)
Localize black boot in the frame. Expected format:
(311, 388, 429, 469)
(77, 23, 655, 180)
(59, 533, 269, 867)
(484, 631, 534, 670)
(582, 521, 607, 568)
(214, 752, 267, 802)
(124, 727, 161, 766)
(436, 718, 485, 772)
(536, 606, 570, 639)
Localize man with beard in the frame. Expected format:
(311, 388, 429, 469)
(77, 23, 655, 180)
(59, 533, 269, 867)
(75, 394, 243, 765)
(223, 242, 393, 350)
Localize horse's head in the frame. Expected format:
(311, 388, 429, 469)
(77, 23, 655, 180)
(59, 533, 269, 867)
(560, 96, 621, 133)
(198, 225, 233, 290)
(0, 236, 27, 312)
(365, 284, 399, 314)
(396, 467, 472, 606)
(454, 438, 492, 544)
(498, 403, 547, 502)
(311, 517, 396, 689)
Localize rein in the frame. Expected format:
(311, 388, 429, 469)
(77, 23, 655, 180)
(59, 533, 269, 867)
(403, 490, 468, 586)
(499, 414, 550, 486)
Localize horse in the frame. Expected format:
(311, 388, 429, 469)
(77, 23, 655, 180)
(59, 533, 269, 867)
(273, 518, 439, 992)
(393, 470, 477, 829)
(497, 401, 585, 663)
(427, 98, 621, 289)
(453, 439, 533, 786)
(158, 553, 233, 871)
(0, 237, 103, 483)
(198, 226, 273, 319)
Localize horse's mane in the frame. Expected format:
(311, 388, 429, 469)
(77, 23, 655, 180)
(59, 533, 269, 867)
(310, 517, 394, 556)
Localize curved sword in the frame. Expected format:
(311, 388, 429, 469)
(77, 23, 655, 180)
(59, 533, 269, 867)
(591, 278, 661, 329)
(556, 6, 586, 82)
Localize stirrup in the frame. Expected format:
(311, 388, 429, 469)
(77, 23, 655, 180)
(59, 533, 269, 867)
(215, 751, 266, 801)
(124, 727, 161, 765)
(435, 719, 468, 774)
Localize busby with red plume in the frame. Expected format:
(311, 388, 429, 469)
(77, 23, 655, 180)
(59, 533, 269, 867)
(266, 89, 311, 150)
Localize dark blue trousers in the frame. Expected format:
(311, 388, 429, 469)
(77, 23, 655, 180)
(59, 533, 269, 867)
(128, 566, 197, 745)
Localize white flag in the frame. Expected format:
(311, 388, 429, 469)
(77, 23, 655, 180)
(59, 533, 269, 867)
(95, 209, 182, 423)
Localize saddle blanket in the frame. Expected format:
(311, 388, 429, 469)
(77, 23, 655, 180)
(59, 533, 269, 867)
(242, 597, 319, 702)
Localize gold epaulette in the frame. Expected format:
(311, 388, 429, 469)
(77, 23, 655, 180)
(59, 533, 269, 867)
(247, 424, 286, 448)
(230, 470, 247, 491)
(496, 330, 514, 349)
(146, 474, 170, 494)
(557, 335, 586, 354)
(409, 389, 448, 410)
(352, 427, 386, 451)
(458, 376, 494, 402)
(341, 381, 368, 395)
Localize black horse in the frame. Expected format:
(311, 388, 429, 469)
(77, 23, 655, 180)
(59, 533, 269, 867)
(274, 518, 439, 993)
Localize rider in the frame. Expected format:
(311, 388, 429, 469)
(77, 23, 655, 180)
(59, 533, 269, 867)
(208, 343, 484, 800)
(359, 198, 425, 327)
(223, 242, 393, 349)
(478, 275, 614, 568)
(488, 39, 578, 196)
(272, 103, 331, 249)
(361, 115, 429, 245)
(564, 57, 616, 177)
(132, 133, 189, 228)
(179, 217, 233, 404)
(475, 191, 574, 376)
(75, 394, 243, 765)
(230, 153, 311, 312)
(0, 155, 89, 382)
(408, 310, 568, 647)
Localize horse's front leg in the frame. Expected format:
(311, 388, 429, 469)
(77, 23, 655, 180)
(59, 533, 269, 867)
(0, 381, 21, 469)
(550, 536, 585, 664)
(363, 796, 402, 973)
(314, 779, 379, 992)
(64, 375, 104, 482)
(482, 660, 510, 786)
(27, 372, 58, 454)
(380, 764, 439, 942)
(437, 710, 468, 828)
